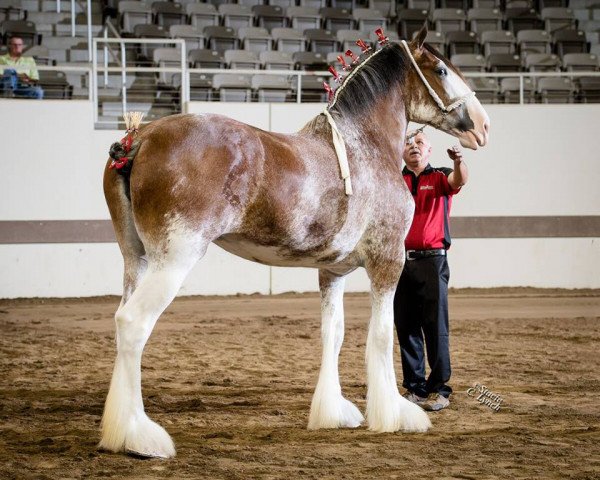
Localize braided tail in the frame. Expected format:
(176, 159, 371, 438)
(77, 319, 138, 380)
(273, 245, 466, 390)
(108, 111, 145, 174)
(107, 112, 144, 199)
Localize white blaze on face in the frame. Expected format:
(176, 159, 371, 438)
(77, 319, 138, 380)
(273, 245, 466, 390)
(439, 62, 490, 149)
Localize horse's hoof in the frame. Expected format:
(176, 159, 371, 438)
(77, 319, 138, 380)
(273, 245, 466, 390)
(308, 392, 364, 429)
(126, 448, 171, 460)
(366, 392, 432, 433)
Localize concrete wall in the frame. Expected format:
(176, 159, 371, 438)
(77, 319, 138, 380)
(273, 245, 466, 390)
(1, 99, 599, 297)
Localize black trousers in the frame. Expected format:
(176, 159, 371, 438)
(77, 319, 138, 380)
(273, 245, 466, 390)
(393, 255, 452, 399)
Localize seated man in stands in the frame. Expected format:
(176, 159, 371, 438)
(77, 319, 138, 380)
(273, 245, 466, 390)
(0, 36, 44, 99)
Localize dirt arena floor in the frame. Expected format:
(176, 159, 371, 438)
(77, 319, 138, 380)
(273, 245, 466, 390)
(0, 290, 599, 480)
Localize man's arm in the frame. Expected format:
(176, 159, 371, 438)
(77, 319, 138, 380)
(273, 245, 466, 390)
(447, 146, 468, 190)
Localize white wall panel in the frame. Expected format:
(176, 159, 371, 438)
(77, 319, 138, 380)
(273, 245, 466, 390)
(1, 100, 599, 297)
(409, 105, 600, 216)
(449, 238, 600, 289)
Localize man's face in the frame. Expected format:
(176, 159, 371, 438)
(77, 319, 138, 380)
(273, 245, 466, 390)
(8, 37, 25, 57)
(403, 132, 432, 170)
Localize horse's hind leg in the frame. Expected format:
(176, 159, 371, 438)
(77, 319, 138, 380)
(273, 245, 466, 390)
(364, 260, 432, 433)
(99, 237, 204, 458)
(308, 269, 364, 429)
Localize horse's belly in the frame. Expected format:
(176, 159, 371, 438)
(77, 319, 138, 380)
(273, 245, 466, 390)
(214, 234, 350, 268)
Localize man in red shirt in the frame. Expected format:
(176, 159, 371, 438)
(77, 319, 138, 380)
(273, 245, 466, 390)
(394, 130, 468, 412)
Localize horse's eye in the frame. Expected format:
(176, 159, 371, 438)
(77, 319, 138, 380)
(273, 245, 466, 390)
(436, 67, 448, 77)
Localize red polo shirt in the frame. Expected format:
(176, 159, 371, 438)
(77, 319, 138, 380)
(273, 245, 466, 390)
(403, 164, 461, 250)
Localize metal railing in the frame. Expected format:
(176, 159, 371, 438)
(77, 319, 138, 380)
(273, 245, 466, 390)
(53, 0, 92, 60)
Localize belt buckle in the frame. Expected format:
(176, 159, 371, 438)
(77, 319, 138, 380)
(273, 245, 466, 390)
(406, 250, 416, 261)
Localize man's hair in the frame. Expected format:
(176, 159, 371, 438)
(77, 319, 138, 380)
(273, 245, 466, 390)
(406, 128, 428, 144)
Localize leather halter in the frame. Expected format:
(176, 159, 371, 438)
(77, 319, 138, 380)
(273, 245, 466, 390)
(400, 40, 475, 115)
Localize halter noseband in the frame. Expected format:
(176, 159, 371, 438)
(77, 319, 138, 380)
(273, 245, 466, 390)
(400, 40, 475, 115)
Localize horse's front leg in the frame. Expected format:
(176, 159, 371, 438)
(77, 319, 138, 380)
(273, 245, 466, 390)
(308, 269, 364, 429)
(364, 260, 432, 433)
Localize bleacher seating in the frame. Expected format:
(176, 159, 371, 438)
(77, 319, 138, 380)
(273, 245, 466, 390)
(2, 0, 599, 116)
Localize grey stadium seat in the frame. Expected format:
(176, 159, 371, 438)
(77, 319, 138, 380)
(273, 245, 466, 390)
(407, 0, 433, 9)
(553, 30, 588, 57)
(204, 26, 239, 52)
(431, 9, 467, 33)
(397, 9, 429, 40)
(219, 4, 254, 30)
(134, 24, 169, 60)
(292, 51, 328, 70)
(153, 47, 181, 85)
(272, 27, 305, 52)
(304, 28, 339, 54)
(467, 8, 503, 34)
(541, 7, 577, 33)
(352, 8, 386, 31)
(119, 1, 152, 33)
(421, 30, 446, 54)
(337, 29, 367, 52)
(291, 73, 327, 101)
(562, 53, 599, 71)
(259, 50, 294, 69)
(1, 20, 39, 47)
(287, 6, 321, 31)
(500, 77, 536, 104)
(472, 0, 499, 8)
(481, 30, 516, 56)
(252, 74, 290, 102)
(446, 31, 479, 56)
(224, 49, 261, 69)
(253, 5, 287, 31)
(517, 29, 552, 56)
(505, 8, 543, 34)
(369, 0, 393, 17)
(152, 2, 186, 29)
(238, 0, 265, 6)
(188, 49, 224, 68)
(213, 73, 252, 102)
(170, 25, 204, 51)
(450, 53, 486, 72)
(38, 70, 72, 99)
(238, 27, 272, 53)
(487, 53, 522, 71)
(537, 77, 576, 103)
(524, 53, 562, 71)
(187, 3, 219, 31)
(466, 77, 499, 103)
(578, 76, 600, 102)
(320, 7, 354, 33)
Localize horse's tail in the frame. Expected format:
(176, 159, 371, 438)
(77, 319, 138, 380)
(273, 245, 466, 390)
(103, 113, 146, 299)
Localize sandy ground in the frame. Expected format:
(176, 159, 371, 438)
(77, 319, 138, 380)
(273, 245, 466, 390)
(0, 290, 599, 480)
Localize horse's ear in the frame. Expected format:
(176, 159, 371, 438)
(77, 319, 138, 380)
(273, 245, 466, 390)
(412, 23, 428, 50)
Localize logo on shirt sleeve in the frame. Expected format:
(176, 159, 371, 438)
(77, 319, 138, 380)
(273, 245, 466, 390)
(420, 185, 434, 190)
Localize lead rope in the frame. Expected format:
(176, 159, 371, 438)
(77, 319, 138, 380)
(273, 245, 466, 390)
(323, 108, 353, 195)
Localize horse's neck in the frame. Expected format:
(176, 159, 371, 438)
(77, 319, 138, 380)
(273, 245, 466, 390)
(339, 94, 407, 166)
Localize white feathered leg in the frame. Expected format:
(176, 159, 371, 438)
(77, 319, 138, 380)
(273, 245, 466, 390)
(365, 288, 431, 433)
(99, 241, 201, 458)
(308, 270, 364, 429)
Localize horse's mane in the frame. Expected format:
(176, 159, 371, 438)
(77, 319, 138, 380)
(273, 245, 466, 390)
(328, 43, 409, 119)
(300, 41, 457, 136)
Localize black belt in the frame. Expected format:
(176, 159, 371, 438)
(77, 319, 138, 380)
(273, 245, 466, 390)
(406, 249, 446, 261)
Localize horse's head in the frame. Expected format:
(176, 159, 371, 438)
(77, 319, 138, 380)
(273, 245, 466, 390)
(403, 26, 490, 150)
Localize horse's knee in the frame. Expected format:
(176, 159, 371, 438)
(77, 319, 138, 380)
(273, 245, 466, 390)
(115, 308, 146, 353)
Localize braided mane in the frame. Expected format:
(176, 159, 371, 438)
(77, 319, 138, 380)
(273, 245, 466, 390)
(327, 42, 409, 119)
